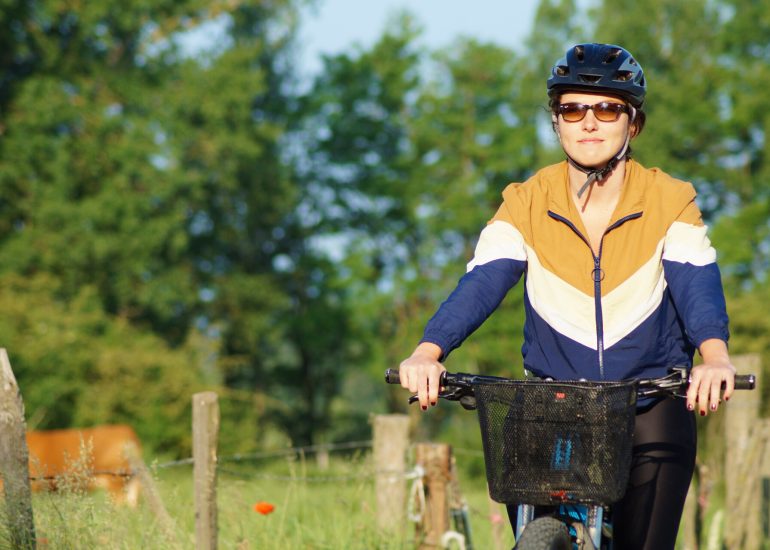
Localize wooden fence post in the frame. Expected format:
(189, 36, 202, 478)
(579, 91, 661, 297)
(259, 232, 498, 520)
(724, 353, 763, 550)
(0, 348, 36, 549)
(372, 414, 410, 533)
(415, 443, 451, 549)
(193, 391, 219, 550)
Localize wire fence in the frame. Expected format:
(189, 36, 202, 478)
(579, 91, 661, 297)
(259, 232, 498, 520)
(29, 434, 484, 490)
(154, 439, 373, 471)
(30, 439, 425, 482)
(218, 464, 426, 484)
(26, 439, 485, 483)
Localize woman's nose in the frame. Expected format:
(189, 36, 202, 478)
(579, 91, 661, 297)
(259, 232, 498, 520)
(581, 110, 599, 131)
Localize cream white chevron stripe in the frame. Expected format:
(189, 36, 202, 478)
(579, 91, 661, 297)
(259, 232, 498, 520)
(466, 220, 527, 272)
(602, 239, 667, 349)
(525, 246, 597, 349)
(662, 221, 717, 266)
(525, 239, 668, 350)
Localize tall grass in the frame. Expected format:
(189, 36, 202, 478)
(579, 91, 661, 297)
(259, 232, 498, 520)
(2, 442, 761, 549)
(0, 451, 515, 549)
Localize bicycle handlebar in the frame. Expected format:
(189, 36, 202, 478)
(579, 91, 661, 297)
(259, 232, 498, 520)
(385, 368, 755, 405)
(733, 374, 756, 390)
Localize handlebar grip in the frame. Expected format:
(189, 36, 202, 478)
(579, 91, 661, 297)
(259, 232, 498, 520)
(385, 369, 451, 386)
(385, 368, 401, 385)
(734, 374, 755, 391)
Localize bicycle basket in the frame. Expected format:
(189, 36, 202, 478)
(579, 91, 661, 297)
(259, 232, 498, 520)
(473, 379, 637, 506)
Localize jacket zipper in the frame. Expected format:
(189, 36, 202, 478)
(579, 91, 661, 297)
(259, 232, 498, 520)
(548, 211, 642, 379)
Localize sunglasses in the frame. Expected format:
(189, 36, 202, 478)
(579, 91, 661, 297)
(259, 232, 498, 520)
(557, 101, 630, 123)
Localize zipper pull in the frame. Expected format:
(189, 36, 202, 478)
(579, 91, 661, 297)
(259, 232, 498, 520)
(592, 257, 604, 283)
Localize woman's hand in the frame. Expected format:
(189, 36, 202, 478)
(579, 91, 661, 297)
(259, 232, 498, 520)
(686, 339, 735, 416)
(399, 342, 446, 410)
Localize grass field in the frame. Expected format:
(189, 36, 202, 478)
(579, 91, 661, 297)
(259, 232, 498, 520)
(1, 445, 762, 549)
(0, 451, 516, 549)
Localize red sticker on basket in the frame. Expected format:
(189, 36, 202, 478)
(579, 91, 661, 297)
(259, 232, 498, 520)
(555, 392, 566, 399)
(550, 490, 568, 501)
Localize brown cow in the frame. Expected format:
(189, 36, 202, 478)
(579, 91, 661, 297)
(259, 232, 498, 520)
(23, 424, 142, 506)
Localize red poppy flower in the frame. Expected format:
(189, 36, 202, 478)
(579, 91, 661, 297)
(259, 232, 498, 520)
(253, 501, 275, 515)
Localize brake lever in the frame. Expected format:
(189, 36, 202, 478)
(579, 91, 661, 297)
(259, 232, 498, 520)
(407, 386, 475, 407)
(637, 367, 690, 398)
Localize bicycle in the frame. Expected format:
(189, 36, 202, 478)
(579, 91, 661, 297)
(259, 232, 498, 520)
(385, 367, 755, 550)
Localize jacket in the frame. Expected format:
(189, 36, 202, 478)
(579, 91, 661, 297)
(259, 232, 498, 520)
(421, 160, 729, 381)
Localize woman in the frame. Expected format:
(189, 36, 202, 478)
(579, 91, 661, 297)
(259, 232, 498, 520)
(398, 43, 735, 549)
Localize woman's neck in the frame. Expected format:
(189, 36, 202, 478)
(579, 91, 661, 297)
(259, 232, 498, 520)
(569, 159, 626, 255)
(569, 158, 626, 213)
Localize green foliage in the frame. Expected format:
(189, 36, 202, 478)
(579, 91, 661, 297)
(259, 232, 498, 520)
(298, 16, 537, 426)
(0, 274, 204, 454)
(0, 0, 307, 453)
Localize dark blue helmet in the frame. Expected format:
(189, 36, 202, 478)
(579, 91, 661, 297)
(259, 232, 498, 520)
(547, 43, 646, 108)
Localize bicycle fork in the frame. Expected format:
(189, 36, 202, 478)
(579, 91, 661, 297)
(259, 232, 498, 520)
(516, 503, 604, 549)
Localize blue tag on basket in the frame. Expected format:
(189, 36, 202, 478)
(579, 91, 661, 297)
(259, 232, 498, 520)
(551, 434, 577, 470)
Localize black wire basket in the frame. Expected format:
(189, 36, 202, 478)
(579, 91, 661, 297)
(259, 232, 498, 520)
(473, 379, 638, 506)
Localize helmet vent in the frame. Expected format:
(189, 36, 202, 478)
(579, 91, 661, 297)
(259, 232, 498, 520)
(604, 48, 622, 63)
(578, 73, 602, 84)
(556, 66, 569, 77)
(615, 71, 633, 82)
(574, 45, 585, 61)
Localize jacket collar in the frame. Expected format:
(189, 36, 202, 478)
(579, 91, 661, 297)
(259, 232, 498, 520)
(546, 159, 645, 224)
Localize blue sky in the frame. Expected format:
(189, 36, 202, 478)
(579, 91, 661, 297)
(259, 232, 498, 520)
(297, 0, 541, 75)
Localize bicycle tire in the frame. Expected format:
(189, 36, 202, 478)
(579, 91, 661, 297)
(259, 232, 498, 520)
(514, 517, 571, 550)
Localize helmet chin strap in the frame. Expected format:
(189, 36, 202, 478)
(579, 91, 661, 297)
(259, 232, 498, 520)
(569, 136, 629, 199)
(565, 106, 637, 199)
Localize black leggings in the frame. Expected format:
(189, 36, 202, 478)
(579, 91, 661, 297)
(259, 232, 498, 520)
(506, 397, 696, 550)
(611, 396, 696, 549)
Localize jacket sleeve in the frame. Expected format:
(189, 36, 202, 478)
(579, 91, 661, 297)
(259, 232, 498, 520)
(662, 190, 729, 347)
(421, 218, 527, 359)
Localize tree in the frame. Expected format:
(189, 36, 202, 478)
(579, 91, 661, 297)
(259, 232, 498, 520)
(0, 0, 306, 453)
(0, 274, 205, 454)
(401, 38, 536, 378)
(288, 12, 425, 438)
(708, 0, 770, 293)
(708, 0, 770, 407)
(585, 0, 729, 219)
(298, 13, 551, 439)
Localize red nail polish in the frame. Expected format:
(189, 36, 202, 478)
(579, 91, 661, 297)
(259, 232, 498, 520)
(710, 404, 717, 411)
(421, 405, 427, 411)
(700, 411, 706, 416)
(430, 401, 436, 407)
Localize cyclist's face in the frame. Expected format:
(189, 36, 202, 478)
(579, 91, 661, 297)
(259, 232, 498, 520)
(555, 92, 632, 168)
